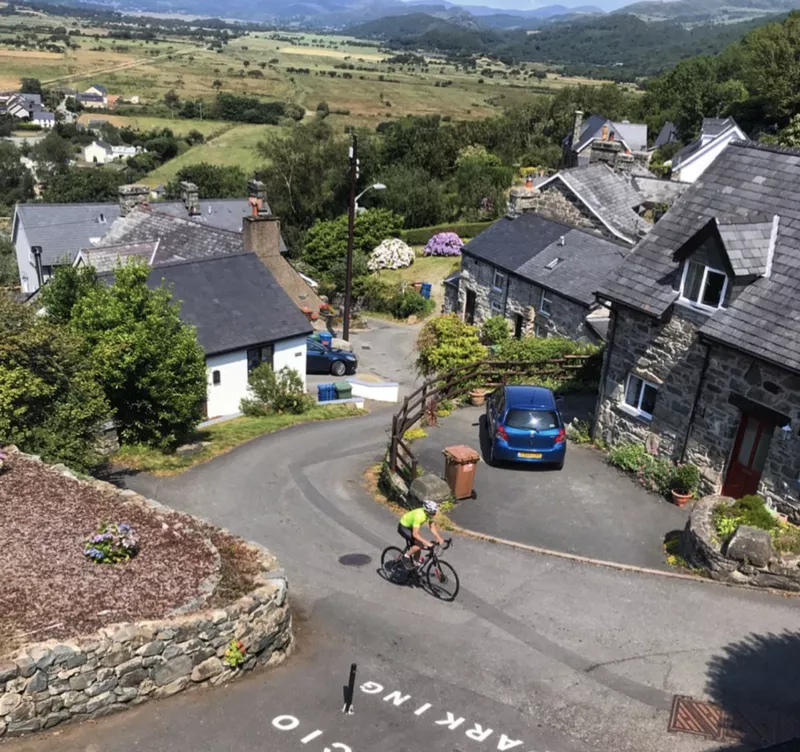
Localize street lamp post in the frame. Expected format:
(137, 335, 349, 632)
(342, 134, 386, 340)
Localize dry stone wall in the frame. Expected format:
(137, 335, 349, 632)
(682, 495, 800, 591)
(0, 462, 293, 739)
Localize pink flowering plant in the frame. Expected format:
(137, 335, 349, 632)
(84, 522, 139, 564)
(424, 232, 463, 257)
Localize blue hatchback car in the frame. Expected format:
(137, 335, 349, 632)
(485, 385, 566, 469)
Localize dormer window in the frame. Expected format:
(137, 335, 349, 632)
(679, 260, 727, 310)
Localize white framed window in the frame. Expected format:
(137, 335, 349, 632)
(540, 288, 552, 317)
(492, 269, 506, 291)
(623, 373, 658, 419)
(490, 300, 503, 317)
(679, 260, 728, 310)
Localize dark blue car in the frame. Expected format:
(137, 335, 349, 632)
(485, 385, 566, 469)
(306, 337, 358, 377)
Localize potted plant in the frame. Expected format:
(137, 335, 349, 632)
(469, 388, 487, 406)
(670, 463, 700, 507)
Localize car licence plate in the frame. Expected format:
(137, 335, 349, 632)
(518, 452, 542, 459)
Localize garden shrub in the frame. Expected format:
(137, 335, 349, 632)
(242, 364, 310, 415)
(415, 315, 486, 376)
(400, 221, 492, 246)
(367, 238, 414, 271)
(713, 495, 777, 545)
(481, 315, 509, 345)
(424, 231, 463, 257)
(391, 290, 433, 319)
(607, 442, 680, 497)
(83, 522, 139, 564)
(671, 463, 700, 494)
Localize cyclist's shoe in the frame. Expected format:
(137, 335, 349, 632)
(402, 555, 415, 570)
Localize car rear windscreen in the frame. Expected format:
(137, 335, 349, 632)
(505, 409, 559, 430)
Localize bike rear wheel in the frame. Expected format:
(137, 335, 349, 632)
(381, 546, 406, 583)
(427, 558, 460, 601)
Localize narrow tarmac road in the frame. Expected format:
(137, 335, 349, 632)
(8, 320, 800, 752)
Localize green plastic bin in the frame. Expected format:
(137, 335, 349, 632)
(334, 381, 352, 400)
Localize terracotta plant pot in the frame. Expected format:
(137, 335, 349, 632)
(469, 389, 487, 407)
(671, 489, 692, 507)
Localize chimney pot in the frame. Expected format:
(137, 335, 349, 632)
(118, 184, 150, 217)
(525, 175, 533, 189)
(248, 179, 267, 217)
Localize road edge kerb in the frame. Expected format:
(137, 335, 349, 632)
(448, 521, 800, 596)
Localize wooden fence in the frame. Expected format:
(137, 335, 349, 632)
(388, 356, 595, 480)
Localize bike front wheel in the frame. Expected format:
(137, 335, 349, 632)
(427, 558, 460, 601)
(381, 546, 406, 583)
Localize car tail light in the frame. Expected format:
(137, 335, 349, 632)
(497, 424, 509, 442)
(555, 428, 566, 444)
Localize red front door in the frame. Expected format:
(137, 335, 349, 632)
(722, 414, 774, 498)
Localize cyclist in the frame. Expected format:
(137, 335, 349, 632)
(398, 499, 446, 569)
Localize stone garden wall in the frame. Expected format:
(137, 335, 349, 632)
(681, 495, 800, 591)
(0, 464, 293, 739)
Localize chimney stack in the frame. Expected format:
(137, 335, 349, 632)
(243, 215, 282, 260)
(180, 181, 200, 216)
(571, 110, 584, 150)
(118, 184, 149, 217)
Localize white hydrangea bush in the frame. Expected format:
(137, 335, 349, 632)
(367, 238, 415, 271)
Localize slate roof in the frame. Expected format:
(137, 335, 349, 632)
(539, 163, 647, 244)
(597, 140, 800, 373)
(99, 208, 244, 265)
(78, 93, 104, 103)
(147, 253, 312, 355)
(715, 213, 777, 277)
(568, 115, 648, 153)
(14, 199, 256, 266)
(77, 241, 158, 272)
(654, 121, 677, 150)
(463, 213, 629, 306)
(88, 84, 108, 95)
(702, 117, 735, 138)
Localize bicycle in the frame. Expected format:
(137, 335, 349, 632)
(380, 538, 460, 602)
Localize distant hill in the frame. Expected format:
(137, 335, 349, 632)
(614, 0, 796, 23)
(348, 11, 782, 78)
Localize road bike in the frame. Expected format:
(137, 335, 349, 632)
(380, 538, 460, 602)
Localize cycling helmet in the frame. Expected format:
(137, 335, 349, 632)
(423, 499, 439, 516)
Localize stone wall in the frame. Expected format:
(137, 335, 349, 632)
(508, 184, 608, 239)
(0, 470, 292, 739)
(594, 304, 708, 459)
(686, 348, 800, 518)
(596, 305, 800, 517)
(457, 254, 594, 343)
(682, 495, 800, 590)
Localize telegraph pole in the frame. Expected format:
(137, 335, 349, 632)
(342, 134, 358, 341)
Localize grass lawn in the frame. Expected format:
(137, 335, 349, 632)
(375, 256, 460, 287)
(142, 123, 281, 185)
(114, 403, 364, 476)
(77, 113, 232, 138)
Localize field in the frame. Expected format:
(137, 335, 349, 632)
(0, 7, 622, 181)
(142, 123, 281, 185)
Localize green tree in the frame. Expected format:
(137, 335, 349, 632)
(451, 145, 514, 220)
(0, 292, 109, 471)
(377, 164, 449, 228)
(778, 114, 800, 147)
(415, 315, 486, 376)
(32, 131, 73, 181)
(41, 264, 98, 324)
(68, 263, 207, 448)
(41, 167, 126, 203)
(0, 231, 19, 288)
(19, 77, 42, 95)
(0, 141, 34, 212)
(303, 209, 404, 276)
(165, 163, 247, 199)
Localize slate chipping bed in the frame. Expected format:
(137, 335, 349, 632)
(0, 452, 219, 653)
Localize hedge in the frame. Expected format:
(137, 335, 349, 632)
(400, 221, 493, 246)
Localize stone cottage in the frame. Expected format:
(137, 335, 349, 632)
(444, 212, 629, 343)
(594, 140, 800, 518)
(562, 111, 650, 170)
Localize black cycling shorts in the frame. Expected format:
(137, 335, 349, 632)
(398, 523, 415, 546)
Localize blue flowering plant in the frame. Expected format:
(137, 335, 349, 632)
(423, 232, 463, 257)
(84, 522, 139, 564)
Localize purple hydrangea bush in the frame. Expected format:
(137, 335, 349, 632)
(424, 232, 463, 257)
(84, 522, 139, 564)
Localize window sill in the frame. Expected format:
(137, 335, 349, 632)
(617, 402, 653, 423)
(675, 298, 723, 315)
(538, 310, 552, 318)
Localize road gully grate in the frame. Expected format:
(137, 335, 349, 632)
(669, 696, 800, 746)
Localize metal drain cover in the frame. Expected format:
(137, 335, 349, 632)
(338, 553, 372, 567)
